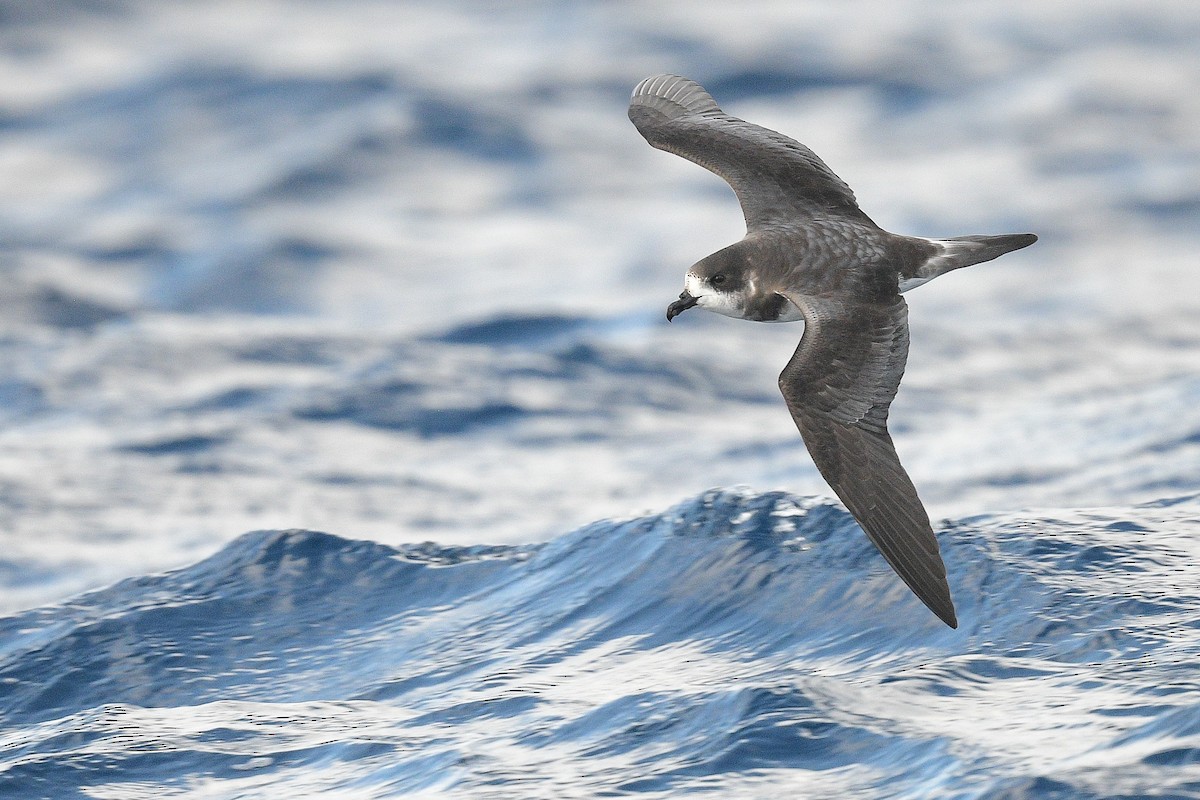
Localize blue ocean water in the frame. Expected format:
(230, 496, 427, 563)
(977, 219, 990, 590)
(3, 490, 1200, 797)
(2, 0, 1200, 797)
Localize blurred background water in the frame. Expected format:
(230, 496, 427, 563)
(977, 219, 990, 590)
(0, 1, 1198, 797)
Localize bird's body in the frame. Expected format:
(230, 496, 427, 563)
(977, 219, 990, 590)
(629, 74, 1037, 629)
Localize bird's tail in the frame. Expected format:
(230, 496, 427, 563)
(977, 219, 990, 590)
(900, 232, 1037, 291)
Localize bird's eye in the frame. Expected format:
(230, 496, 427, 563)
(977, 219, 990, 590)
(711, 274, 727, 286)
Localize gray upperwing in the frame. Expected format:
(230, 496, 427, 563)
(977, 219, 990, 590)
(628, 74, 870, 230)
(777, 291, 957, 628)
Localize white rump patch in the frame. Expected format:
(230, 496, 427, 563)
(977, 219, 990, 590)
(898, 276, 933, 293)
(901, 238, 976, 292)
(924, 239, 975, 271)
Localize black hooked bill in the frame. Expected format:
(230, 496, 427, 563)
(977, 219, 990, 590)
(666, 291, 698, 321)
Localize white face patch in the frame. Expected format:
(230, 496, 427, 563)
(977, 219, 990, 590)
(684, 272, 747, 319)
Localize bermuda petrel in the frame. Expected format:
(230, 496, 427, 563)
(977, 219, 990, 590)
(629, 74, 1037, 628)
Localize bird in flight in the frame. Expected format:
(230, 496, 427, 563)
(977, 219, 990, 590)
(629, 74, 1036, 628)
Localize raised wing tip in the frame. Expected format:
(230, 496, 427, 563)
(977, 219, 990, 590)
(629, 74, 721, 119)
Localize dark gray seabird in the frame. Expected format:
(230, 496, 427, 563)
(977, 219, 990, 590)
(629, 74, 1037, 629)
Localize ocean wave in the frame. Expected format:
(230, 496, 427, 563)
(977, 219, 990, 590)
(3, 488, 1198, 797)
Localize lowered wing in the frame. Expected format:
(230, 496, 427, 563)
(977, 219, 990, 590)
(777, 291, 957, 628)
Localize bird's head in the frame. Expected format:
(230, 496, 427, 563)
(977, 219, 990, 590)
(666, 244, 752, 321)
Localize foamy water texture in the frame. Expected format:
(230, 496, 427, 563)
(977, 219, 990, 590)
(0, 1, 1198, 797)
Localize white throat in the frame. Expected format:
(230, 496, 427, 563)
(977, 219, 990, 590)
(684, 272, 746, 319)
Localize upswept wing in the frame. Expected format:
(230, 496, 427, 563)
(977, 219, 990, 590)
(628, 74, 868, 230)
(777, 291, 957, 628)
